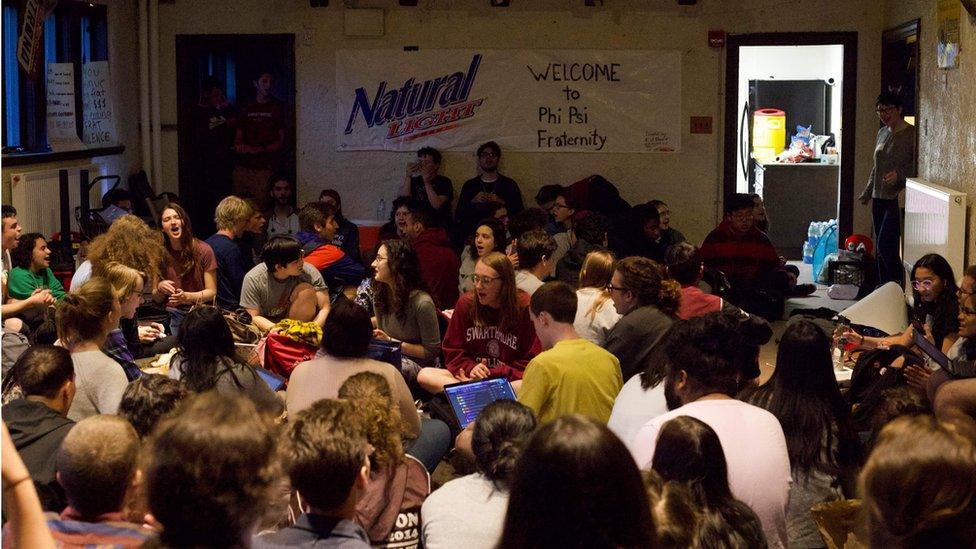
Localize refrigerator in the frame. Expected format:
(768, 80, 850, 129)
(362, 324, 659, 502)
(739, 79, 833, 190)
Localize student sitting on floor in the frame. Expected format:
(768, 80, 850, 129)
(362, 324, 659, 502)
(295, 202, 365, 293)
(42, 415, 151, 547)
(253, 399, 372, 548)
(339, 372, 431, 549)
(518, 281, 622, 424)
(418, 252, 540, 395)
(422, 400, 537, 549)
(2, 346, 76, 513)
(514, 230, 556, 297)
(240, 235, 330, 331)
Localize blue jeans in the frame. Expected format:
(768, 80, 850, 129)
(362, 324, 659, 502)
(405, 417, 451, 472)
(872, 198, 904, 286)
(166, 307, 188, 338)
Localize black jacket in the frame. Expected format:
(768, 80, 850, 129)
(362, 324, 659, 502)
(2, 398, 74, 512)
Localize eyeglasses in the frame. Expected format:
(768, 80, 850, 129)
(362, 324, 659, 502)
(730, 212, 754, 221)
(875, 106, 896, 114)
(479, 151, 499, 159)
(471, 275, 501, 286)
(606, 284, 629, 293)
(552, 202, 570, 210)
(912, 279, 937, 291)
(374, 255, 387, 262)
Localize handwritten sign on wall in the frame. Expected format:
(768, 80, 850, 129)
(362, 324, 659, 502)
(82, 61, 118, 146)
(46, 62, 85, 152)
(337, 49, 681, 153)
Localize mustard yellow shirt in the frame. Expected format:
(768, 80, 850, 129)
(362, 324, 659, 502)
(518, 338, 623, 424)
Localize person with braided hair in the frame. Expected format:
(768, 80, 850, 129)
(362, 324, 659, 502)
(603, 256, 680, 381)
(421, 400, 537, 549)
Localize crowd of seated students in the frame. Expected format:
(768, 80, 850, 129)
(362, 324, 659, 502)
(3, 141, 976, 549)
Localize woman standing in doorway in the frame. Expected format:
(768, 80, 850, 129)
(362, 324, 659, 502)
(858, 91, 916, 286)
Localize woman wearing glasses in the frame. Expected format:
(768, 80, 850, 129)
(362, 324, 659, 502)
(931, 266, 976, 433)
(857, 91, 917, 286)
(418, 251, 540, 394)
(841, 253, 959, 392)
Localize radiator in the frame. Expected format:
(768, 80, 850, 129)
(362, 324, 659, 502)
(9, 166, 101, 239)
(904, 178, 967, 278)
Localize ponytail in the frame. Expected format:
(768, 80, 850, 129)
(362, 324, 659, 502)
(56, 277, 117, 347)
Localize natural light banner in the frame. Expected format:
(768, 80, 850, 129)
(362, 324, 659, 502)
(336, 49, 681, 153)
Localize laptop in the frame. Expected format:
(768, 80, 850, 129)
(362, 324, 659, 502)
(254, 366, 287, 392)
(913, 330, 950, 370)
(443, 378, 517, 429)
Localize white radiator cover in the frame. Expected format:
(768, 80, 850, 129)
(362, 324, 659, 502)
(9, 166, 100, 238)
(904, 178, 967, 278)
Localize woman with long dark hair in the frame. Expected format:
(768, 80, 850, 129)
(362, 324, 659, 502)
(458, 218, 507, 294)
(499, 414, 656, 548)
(153, 203, 217, 336)
(740, 320, 862, 547)
(650, 415, 767, 548)
(422, 400, 537, 549)
(418, 251, 539, 394)
(168, 306, 283, 417)
(841, 253, 959, 390)
(371, 239, 441, 379)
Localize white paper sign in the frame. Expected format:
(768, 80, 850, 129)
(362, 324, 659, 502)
(82, 61, 118, 146)
(336, 49, 681, 153)
(46, 62, 85, 152)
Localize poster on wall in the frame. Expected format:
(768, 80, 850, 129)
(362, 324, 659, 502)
(81, 61, 118, 146)
(46, 62, 85, 152)
(937, 0, 961, 69)
(336, 49, 682, 153)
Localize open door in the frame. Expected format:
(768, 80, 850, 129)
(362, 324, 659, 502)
(723, 33, 858, 257)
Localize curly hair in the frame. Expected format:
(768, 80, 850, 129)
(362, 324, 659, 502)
(87, 214, 166, 285)
(373, 239, 427, 322)
(11, 233, 45, 270)
(117, 374, 187, 440)
(338, 372, 404, 469)
(615, 256, 681, 315)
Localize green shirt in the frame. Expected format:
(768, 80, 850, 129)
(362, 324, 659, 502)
(518, 338, 623, 424)
(6, 267, 66, 301)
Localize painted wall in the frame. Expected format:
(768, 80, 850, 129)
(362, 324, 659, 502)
(1, 0, 142, 200)
(882, 0, 975, 264)
(155, 0, 886, 245)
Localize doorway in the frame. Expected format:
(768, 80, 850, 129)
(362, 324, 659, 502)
(175, 34, 296, 236)
(723, 32, 858, 259)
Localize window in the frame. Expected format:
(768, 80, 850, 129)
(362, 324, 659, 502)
(2, 0, 108, 154)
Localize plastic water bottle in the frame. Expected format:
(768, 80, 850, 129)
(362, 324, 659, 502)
(802, 241, 814, 264)
(375, 197, 386, 222)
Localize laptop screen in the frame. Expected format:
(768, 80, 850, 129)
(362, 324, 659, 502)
(254, 366, 287, 392)
(443, 378, 517, 429)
